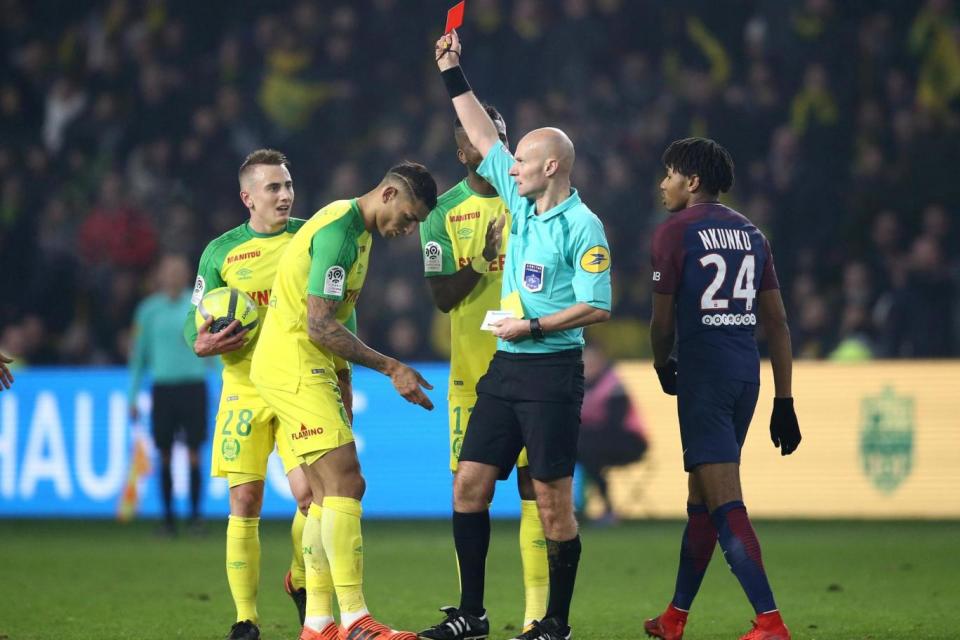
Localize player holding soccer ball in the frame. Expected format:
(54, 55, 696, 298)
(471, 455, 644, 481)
(645, 138, 801, 640)
(417, 104, 549, 638)
(185, 149, 333, 640)
(250, 161, 438, 640)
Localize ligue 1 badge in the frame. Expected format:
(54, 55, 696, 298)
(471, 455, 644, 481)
(523, 262, 544, 292)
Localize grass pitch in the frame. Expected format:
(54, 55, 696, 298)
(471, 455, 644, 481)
(0, 518, 957, 639)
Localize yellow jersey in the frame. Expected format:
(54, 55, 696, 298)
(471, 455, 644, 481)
(420, 180, 510, 394)
(251, 200, 371, 391)
(184, 218, 306, 395)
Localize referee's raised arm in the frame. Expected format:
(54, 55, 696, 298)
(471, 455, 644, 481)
(435, 30, 499, 157)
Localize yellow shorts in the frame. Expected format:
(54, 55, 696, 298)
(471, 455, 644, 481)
(449, 393, 528, 472)
(254, 380, 353, 466)
(210, 386, 300, 479)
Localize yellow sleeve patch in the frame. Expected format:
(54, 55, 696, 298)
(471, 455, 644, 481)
(579, 245, 611, 273)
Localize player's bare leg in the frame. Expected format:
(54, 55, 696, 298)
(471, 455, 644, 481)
(284, 465, 313, 625)
(302, 443, 415, 640)
(453, 460, 498, 511)
(515, 468, 548, 630)
(691, 462, 742, 510)
(229, 480, 264, 516)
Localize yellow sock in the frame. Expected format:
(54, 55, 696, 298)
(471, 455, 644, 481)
(321, 496, 367, 623)
(520, 500, 549, 625)
(290, 508, 307, 590)
(303, 503, 335, 627)
(226, 516, 260, 623)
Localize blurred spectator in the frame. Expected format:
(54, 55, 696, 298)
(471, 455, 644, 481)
(578, 346, 648, 525)
(878, 236, 957, 357)
(0, 1, 956, 362)
(78, 172, 157, 271)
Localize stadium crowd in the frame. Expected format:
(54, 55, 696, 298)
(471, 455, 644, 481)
(1, 0, 958, 365)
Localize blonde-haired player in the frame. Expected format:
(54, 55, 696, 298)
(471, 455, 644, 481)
(185, 149, 341, 640)
(250, 160, 438, 640)
(418, 106, 547, 640)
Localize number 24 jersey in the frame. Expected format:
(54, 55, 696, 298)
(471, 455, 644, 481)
(651, 203, 779, 384)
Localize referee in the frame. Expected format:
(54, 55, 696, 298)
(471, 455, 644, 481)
(427, 31, 613, 640)
(129, 253, 211, 535)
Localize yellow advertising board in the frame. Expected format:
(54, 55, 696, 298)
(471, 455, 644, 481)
(598, 361, 960, 519)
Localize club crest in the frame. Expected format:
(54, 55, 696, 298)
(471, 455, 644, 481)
(860, 386, 914, 493)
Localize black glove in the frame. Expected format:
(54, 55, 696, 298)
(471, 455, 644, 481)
(770, 397, 801, 455)
(654, 358, 678, 395)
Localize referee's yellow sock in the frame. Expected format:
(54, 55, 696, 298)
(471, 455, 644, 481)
(321, 496, 368, 627)
(520, 499, 549, 626)
(290, 507, 307, 590)
(226, 515, 260, 623)
(303, 503, 335, 630)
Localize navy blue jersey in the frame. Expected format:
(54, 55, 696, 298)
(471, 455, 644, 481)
(651, 203, 779, 383)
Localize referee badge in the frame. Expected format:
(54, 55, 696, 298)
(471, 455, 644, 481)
(523, 262, 544, 292)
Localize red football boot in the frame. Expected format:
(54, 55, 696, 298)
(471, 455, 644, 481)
(738, 611, 791, 640)
(644, 603, 688, 640)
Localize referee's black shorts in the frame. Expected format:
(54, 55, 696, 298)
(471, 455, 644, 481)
(459, 348, 584, 481)
(151, 381, 208, 450)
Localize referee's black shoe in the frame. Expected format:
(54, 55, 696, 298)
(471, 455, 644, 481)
(418, 606, 489, 640)
(510, 617, 572, 640)
(226, 620, 260, 640)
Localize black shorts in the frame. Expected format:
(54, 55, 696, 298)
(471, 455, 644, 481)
(459, 349, 584, 481)
(151, 381, 208, 450)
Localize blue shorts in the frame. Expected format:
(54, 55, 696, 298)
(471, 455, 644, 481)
(677, 377, 759, 472)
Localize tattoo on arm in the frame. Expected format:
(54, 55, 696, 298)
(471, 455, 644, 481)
(307, 296, 391, 373)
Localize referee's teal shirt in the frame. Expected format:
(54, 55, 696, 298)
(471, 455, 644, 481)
(478, 141, 612, 354)
(128, 289, 209, 405)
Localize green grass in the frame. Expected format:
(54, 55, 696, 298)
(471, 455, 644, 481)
(0, 519, 958, 639)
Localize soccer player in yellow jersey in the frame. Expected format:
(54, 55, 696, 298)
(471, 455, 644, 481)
(250, 161, 438, 640)
(184, 149, 341, 640)
(418, 105, 548, 638)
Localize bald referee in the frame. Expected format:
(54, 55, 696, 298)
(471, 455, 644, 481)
(421, 30, 612, 640)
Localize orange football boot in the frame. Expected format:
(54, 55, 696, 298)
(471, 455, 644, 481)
(339, 614, 418, 640)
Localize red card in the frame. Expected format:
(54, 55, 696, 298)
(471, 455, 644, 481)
(445, 1, 465, 34)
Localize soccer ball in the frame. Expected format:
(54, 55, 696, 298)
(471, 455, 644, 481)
(195, 286, 260, 343)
